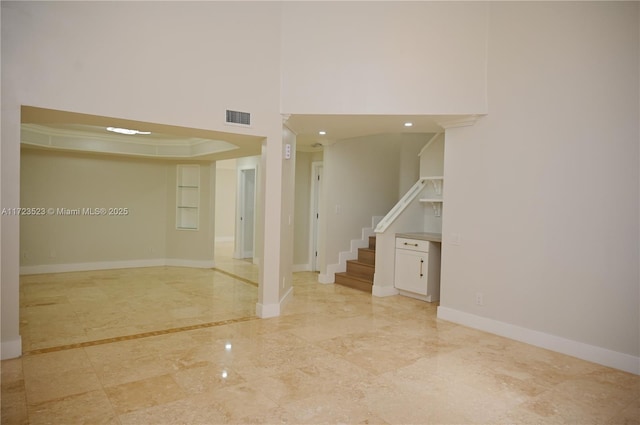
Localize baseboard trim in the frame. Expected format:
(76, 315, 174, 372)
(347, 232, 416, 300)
(437, 306, 640, 375)
(20, 258, 215, 275)
(1, 336, 22, 360)
(256, 301, 280, 318)
(165, 259, 216, 269)
(318, 273, 334, 284)
(280, 286, 293, 306)
(214, 236, 234, 242)
(292, 264, 310, 272)
(372, 284, 399, 297)
(20, 259, 166, 275)
(255, 285, 293, 319)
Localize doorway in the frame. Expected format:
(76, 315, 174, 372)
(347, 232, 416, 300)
(310, 162, 323, 272)
(237, 167, 256, 259)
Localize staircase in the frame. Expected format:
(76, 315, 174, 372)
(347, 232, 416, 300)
(334, 235, 376, 293)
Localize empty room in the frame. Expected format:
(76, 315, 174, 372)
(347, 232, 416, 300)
(2, 1, 638, 424)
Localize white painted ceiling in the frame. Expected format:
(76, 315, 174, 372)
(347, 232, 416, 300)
(21, 106, 475, 161)
(287, 114, 462, 150)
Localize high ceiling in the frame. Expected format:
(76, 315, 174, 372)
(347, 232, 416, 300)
(21, 106, 476, 161)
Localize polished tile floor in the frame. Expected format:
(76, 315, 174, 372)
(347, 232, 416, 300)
(2, 244, 639, 424)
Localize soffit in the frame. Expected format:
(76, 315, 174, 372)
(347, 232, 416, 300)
(21, 106, 481, 159)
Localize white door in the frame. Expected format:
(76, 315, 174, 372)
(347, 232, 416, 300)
(239, 168, 256, 259)
(310, 162, 323, 271)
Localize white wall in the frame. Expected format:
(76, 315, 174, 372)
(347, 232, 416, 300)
(439, 2, 640, 373)
(420, 134, 445, 234)
(234, 156, 261, 261)
(280, 127, 297, 299)
(20, 149, 218, 271)
(214, 160, 237, 242)
(2, 1, 282, 133)
(281, 1, 488, 114)
(293, 151, 312, 269)
(1, 1, 285, 357)
(20, 149, 168, 270)
(165, 162, 215, 265)
(257, 127, 296, 317)
(399, 134, 431, 194)
(420, 134, 445, 178)
(321, 134, 402, 275)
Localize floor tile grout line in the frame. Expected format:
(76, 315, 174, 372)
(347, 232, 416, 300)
(22, 315, 260, 357)
(212, 268, 259, 287)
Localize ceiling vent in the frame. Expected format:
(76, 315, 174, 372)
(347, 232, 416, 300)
(226, 110, 251, 126)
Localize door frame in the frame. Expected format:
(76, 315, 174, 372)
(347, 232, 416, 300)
(235, 166, 257, 260)
(309, 161, 323, 272)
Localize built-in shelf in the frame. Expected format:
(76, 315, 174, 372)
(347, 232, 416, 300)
(419, 176, 444, 217)
(420, 199, 443, 217)
(420, 176, 443, 196)
(176, 165, 200, 230)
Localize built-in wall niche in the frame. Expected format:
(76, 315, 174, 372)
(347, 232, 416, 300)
(176, 165, 200, 230)
(419, 176, 443, 217)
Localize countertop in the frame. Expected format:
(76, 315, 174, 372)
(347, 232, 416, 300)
(395, 232, 442, 242)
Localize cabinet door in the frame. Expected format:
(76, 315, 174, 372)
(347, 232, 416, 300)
(395, 249, 428, 295)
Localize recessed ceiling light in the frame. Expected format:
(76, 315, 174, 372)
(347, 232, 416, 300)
(106, 127, 151, 135)
(404, 122, 413, 127)
(318, 131, 326, 135)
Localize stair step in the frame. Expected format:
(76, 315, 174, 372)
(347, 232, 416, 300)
(335, 272, 373, 293)
(358, 248, 375, 265)
(368, 236, 376, 250)
(346, 260, 374, 279)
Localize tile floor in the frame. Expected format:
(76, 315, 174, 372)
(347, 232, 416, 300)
(2, 244, 639, 424)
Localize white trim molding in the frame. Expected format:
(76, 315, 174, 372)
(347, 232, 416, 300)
(318, 273, 334, 284)
(435, 114, 484, 129)
(21, 124, 238, 159)
(437, 306, 640, 375)
(418, 132, 443, 157)
(372, 284, 399, 297)
(280, 286, 294, 307)
(1, 337, 22, 360)
(292, 264, 311, 272)
(20, 258, 215, 275)
(214, 236, 234, 243)
(165, 259, 216, 269)
(256, 302, 280, 318)
(255, 285, 293, 318)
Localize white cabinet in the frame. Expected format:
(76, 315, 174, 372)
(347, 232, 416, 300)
(394, 237, 441, 302)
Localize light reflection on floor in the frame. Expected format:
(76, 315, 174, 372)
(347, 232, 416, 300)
(3, 242, 638, 424)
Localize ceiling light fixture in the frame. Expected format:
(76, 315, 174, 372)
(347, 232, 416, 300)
(404, 122, 413, 127)
(106, 126, 151, 135)
(318, 131, 327, 135)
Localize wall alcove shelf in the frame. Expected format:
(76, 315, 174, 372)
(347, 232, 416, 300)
(419, 176, 443, 217)
(176, 165, 200, 230)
